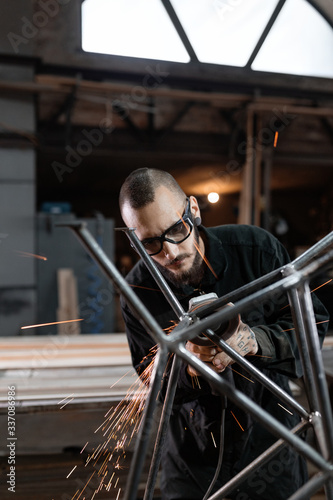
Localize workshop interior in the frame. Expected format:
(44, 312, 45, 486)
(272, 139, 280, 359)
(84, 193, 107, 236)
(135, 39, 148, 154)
(1, 0, 333, 499)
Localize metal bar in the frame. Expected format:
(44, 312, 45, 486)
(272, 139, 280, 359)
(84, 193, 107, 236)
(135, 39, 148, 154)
(119, 227, 187, 319)
(188, 230, 333, 322)
(174, 342, 332, 473)
(203, 328, 309, 419)
(143, 353, 184, 500)
(160, 0, 199, 62)
(324, 479, 333, 500)
(208, 420, 309, 499)
(292, 230, 333, 268)
(124, 346, 169, 500)
(288, 471, 333, 500)
(56, 222, 168, 346)
(169, 247, 333, 346)
(246, 0, 287, 67)
(286, 285, 320, 412)
(299, 282, 333, 459)
(169, 271, 302, 345)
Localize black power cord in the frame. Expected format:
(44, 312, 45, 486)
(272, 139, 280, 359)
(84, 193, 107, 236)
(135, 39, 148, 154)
(203, 397, 226, 500)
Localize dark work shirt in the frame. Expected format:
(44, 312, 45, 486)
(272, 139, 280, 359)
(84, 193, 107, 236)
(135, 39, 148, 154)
(121, 224, 329, 500)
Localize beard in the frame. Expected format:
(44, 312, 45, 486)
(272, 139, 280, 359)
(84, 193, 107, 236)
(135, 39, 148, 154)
(154, 226, 205, 288)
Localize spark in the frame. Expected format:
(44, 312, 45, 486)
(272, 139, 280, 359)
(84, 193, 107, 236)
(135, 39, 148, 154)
(116, 488, 121, 500)
(80, 442, 89, 454)
(177, 209, 218, 279)
(14, 250, 47, 260)
(58, 394, 75, 405)
(211, 432, 217, 448)
(231, 367, 254, 383)
(76, 471, 95, 500)
(311, 279, 333, 293)
(249, 354, 272, 358)
(193, 238, 218, 279)
(273, 131, 279, 148)
(21, 318, 84, 330)
(278, 403, 293, 415)
(282, 319, 330, 333)
(66, 465, 77, 478)
(230, 410, 244, 431)
(280, 279, 333, 311)
(59, 397, 74, 409)
(129, 283, 185, 297)
(110, 368, 133, 389)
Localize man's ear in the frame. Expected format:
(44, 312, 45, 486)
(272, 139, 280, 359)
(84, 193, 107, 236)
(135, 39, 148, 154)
(189, 196, 202, 226)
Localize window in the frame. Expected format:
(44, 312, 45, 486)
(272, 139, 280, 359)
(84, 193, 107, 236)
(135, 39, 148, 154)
(81, 0, 190, 63)
(81, 0, 333, 78)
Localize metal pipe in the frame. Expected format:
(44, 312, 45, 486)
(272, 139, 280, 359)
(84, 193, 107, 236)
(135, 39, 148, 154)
(299, 282, 333, 460)
(124, 346, 169, 500)
(292, 230, 333, 269)
(203, 328, 309, 419)
(208, 420, 309, 499)
(170, 248, 333, 346)
(119, 227, 186, 319)
(324, 479, 333, 500)
(287, 471, 333, 500)
(175, 342, 333, 473)
(286, 285, 319, 412)
(188, 231, 333, 322)
(144, 353, 183, 500)
(56, 222, 167, 346)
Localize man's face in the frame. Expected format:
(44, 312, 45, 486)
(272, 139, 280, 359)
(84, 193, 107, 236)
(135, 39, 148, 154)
(122, 186, 205, 287)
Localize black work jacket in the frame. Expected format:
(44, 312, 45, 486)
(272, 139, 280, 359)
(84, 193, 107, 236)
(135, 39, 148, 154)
(121, 225, 329, 500)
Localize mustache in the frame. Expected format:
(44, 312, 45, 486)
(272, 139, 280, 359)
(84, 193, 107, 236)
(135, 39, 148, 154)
(165, 254, 190, 266)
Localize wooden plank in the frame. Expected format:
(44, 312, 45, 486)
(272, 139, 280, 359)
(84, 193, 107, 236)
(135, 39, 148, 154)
(57, 268, 81, 335)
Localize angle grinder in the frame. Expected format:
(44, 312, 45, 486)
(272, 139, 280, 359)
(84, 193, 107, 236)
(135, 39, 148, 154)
(188, 292, 240, 346)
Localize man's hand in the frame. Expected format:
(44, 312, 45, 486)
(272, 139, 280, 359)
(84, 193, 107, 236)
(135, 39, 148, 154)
(186, 320, 258, 377)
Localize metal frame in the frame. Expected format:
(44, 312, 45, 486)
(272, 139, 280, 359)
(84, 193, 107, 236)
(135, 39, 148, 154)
(58, 221, 333, 500)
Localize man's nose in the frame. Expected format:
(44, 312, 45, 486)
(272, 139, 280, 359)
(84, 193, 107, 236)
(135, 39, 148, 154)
(162, 241, 179, 260)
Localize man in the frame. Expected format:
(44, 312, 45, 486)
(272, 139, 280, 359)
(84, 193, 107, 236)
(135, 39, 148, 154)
(119, 168, 329, 500)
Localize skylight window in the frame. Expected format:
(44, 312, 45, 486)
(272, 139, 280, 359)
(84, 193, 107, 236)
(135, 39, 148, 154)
(252, 0, 333, 78)
(169, 0, 279, 67)
(81, 0, 190, 63)
(81, 0, 333, 79)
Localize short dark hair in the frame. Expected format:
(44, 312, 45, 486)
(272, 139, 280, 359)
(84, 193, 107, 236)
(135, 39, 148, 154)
(119, 168, 185, 211)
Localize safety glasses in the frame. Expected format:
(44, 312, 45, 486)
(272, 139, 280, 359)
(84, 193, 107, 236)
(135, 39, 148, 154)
(139, 197, 193, 256)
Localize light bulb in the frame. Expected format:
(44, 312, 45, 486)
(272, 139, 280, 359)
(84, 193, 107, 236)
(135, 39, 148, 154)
(208, 192, 219, 204)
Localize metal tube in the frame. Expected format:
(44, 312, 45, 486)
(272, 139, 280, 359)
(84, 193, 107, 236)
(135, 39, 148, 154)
(324, 479, 333, 500)
(287, 471, 333, 500)
(208, 420, 309, 499)
(57, 222, 168, 346)
(286, 286, 319, 412)
(292, 230, 333, 269)
(203, 328, 309, 419)
(124, 346, 169, 500)
(170, 248, 333, 346)
(169, 271, 302, 345)
(175, 342, 333, 473)
(298, 282, 333, 460)
(144, 354, 183, 500)
(120, 227, 187, 319)
(188, 231, 333, 322)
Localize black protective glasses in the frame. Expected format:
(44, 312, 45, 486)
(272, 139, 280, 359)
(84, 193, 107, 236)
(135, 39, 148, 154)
(139, 197, 193, 256)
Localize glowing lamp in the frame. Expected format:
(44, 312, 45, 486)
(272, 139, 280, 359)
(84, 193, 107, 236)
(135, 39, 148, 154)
(207, 192, 219, 204)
